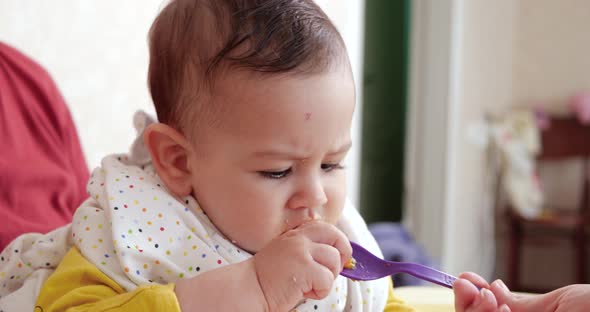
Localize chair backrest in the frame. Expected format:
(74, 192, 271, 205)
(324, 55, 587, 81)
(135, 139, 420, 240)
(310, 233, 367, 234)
(539, 117, 590, 159)
(537, 117, 590, 217)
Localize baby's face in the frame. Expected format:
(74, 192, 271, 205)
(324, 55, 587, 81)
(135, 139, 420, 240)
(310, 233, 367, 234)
(186, 68, 355, 253)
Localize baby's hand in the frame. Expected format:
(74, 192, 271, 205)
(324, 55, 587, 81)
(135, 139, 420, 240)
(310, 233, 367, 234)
(454, 272, 511, 312)
(253, 221, 351, 311)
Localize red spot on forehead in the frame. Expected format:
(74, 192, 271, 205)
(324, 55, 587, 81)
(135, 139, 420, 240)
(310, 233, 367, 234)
(304, 112, 311, 120)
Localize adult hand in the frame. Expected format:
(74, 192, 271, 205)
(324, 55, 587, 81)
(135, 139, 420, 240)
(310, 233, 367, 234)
(454, 272, 511, 312)
(490, 280, 590, 312)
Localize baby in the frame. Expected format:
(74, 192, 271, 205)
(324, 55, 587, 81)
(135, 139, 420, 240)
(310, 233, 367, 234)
(0, 0, 506, 311)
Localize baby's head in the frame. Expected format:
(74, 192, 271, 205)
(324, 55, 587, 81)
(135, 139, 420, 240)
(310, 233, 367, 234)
(145, 0, 356, 253)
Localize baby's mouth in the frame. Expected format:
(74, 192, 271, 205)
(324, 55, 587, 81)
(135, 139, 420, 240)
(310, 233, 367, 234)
(309, 210, 322, 221)
(282, 209, 323, 233)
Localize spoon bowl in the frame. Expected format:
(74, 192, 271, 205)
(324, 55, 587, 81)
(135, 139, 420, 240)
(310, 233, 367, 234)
(340, 241, 458, 289)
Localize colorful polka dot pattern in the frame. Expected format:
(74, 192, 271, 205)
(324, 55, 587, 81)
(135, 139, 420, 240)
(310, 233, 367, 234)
(0, 226, 71, 300)
(71, 155, 249, 291)
(0, 111, 389, 311)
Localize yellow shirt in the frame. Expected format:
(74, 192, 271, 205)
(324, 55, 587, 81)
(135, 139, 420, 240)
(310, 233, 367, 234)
(36, 247, 414, 312)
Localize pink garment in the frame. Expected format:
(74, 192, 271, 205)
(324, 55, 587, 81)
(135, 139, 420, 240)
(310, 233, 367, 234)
(0, 42, 89, 250)
(570, 92, 590, 125)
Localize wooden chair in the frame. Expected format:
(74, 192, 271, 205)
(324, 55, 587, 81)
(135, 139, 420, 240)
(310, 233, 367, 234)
(505, 116, 590, 292)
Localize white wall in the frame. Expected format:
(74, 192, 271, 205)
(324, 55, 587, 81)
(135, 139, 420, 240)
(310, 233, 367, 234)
(512, 0, 590, 111)
(406, 0, 516, 278)
(315, 0, 366, 208)
(445, 0, 516, 277)
(0, 1, 366, 207)
(405, 0, 460, 270)
(0, 1, 162, 168)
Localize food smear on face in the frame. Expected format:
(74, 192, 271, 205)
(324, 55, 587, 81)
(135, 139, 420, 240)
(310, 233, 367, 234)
(309, 210, 322, 221)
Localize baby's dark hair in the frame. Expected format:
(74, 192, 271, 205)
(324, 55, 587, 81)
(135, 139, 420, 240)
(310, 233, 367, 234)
(148, 0, 347, 132)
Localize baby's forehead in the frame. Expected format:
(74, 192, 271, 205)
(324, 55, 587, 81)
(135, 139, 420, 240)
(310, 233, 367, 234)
(205, 67, 352, 121)
(208, 68, 347, 110)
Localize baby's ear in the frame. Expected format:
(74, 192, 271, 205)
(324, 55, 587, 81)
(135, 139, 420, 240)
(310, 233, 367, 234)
(144, 123, 193, 197)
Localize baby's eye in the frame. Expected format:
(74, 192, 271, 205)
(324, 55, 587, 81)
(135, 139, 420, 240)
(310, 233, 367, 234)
(321, 163, 344, 172)
(258, 168, 292, 179)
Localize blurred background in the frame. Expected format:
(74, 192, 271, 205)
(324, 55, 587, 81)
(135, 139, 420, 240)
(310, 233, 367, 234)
(2, 0, 590, 293)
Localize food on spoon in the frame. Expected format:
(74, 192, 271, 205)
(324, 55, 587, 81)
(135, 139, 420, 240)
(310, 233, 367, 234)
(344, 257, 357, 270)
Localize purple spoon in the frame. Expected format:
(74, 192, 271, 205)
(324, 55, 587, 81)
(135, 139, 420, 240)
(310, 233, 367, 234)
(340, 241, 458, 289)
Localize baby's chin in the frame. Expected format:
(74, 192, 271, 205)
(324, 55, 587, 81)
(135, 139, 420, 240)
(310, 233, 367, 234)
(226, 213, 342, 254)
(225, 235, 272, 255)
(235, 227, 299, 255)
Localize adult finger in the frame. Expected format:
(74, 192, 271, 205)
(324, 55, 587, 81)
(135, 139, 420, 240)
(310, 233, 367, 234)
(459, 272, 492, 289)
(466, 288, 499, 312)
(454, 278, 480, 312)
(490, 279, 559, 312)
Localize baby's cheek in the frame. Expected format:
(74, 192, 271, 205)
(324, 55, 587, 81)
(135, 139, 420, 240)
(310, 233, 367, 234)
(325, 185, 346, 224)
(324, 193, 346, 224)
(256, 216, 287, 249)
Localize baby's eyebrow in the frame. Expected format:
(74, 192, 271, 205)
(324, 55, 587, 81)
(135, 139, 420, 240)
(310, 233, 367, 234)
(252, 149, 307, 160)
(328, 141, 352, 155)
(252, 141, 352, 159)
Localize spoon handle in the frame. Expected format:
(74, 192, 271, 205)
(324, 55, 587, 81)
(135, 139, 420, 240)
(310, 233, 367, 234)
(399, 262, 458, 289)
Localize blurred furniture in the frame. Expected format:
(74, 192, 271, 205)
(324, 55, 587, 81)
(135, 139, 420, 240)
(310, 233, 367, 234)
(505, 116, 590, 292)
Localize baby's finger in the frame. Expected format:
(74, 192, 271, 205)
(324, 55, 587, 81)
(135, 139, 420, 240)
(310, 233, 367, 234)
(311, 243, 341, 278)
(298, 221, 351, 265)
(302, 264, 335, 300)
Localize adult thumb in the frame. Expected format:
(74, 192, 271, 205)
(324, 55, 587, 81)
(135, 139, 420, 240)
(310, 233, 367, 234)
(490, 280, 557, 312)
